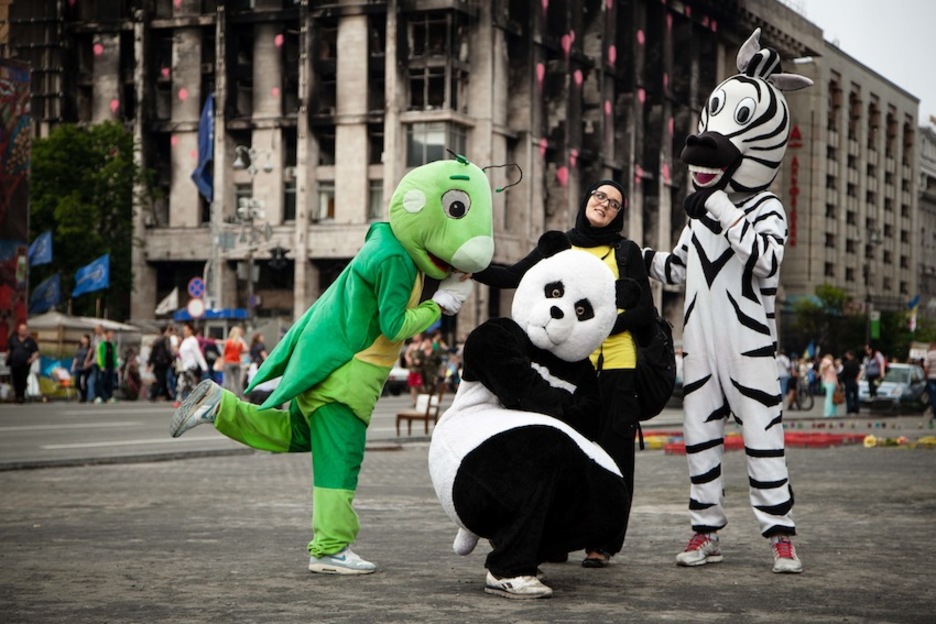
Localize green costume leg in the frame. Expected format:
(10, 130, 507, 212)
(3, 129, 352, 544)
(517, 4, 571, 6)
(213, 390, 310, 453)
(305, 402, 367, 557)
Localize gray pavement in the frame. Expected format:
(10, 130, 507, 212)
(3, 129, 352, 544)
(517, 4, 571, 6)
(2, 404, 936, 622)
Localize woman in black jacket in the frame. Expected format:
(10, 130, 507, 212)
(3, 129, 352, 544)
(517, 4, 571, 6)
(473, 178, 653, 568)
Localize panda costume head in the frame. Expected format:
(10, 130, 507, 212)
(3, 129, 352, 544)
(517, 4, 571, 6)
(511, 248, 618, 364)
(429, 245, 633, 583)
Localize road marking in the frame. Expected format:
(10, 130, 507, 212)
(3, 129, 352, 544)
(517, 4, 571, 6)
(0, 422, 144, 432)
(60, 408, 173, 416)
(41, 436, 229, 450)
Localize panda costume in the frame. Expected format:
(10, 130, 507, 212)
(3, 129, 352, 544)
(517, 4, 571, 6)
(644, 29, 811, 573)
(429, 246, 640, 599)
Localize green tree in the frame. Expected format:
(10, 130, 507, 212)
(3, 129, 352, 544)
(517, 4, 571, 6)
(29, 121, 147, 320)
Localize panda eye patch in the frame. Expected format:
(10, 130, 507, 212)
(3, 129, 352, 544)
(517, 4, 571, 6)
(574, 298, 594, 321)
(544, 281, 564, 299)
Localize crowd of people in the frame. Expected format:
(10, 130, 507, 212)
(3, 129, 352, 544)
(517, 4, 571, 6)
(777, 342, 936, 418)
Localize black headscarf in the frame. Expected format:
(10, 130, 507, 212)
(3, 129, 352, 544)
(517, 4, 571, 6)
(565, 178, 627, 248)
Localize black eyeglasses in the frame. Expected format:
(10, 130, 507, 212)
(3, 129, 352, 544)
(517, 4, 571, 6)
(590, 190, 622, 212)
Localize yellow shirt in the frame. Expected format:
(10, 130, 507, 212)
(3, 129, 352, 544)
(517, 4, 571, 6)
(573, 244, 637, 370)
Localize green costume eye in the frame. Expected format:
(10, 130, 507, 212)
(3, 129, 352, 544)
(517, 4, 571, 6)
(442, 189, 470, 219)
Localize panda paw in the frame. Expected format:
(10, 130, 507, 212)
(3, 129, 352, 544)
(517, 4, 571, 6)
(453, 527, 480, 556)
(537, 231, 571, 258)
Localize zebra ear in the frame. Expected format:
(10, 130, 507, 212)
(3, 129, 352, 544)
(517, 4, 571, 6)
(769, 73, 814, 91)
(736, 28, 762, 72)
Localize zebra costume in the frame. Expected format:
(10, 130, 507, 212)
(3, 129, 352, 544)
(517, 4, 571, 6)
(646, 30, 811, 540)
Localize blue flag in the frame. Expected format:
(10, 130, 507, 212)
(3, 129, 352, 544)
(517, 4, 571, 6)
(28, 230, 53, 266)
(72, 253, 110, 297)
(191, 93, 215, 201)
(29, 273, 61, 314)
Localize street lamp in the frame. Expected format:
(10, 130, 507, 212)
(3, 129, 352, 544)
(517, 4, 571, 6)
(865, 226, 883, 344)
(232, 144, 274, 328)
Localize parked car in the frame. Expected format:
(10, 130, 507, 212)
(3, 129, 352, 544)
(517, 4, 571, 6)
(382, 365, 409, 396)
(858, 363, 930, 414)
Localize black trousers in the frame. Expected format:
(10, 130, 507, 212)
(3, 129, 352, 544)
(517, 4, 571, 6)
(452, 426, 630, 579)
(11, 364, 29, 402)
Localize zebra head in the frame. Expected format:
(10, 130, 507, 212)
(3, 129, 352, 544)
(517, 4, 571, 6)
(682, 28, 812, 195)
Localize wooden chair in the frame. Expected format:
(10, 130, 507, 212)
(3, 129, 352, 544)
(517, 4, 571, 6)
(396, 384, 445, 436)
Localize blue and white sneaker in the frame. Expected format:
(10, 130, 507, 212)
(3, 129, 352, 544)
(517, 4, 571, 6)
(308, 547, 377, 575)
(169, 380, 222, 438)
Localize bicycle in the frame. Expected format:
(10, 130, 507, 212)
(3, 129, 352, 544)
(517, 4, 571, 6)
(787, 377, 814, 411)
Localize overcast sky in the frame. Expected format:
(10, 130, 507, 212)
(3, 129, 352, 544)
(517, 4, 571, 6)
(800, 0, 935, 125)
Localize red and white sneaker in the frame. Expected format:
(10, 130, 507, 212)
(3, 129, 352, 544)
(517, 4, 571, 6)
(676, 533, 723, 567)
(770, 536, 803, 574)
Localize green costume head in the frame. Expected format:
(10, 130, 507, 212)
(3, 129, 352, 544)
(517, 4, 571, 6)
(389, 156, 495, 280)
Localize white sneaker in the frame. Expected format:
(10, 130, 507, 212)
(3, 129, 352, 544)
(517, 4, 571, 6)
(484, 571, 553, 599)
(771, 536, 803, 574)
(676, 533, 723, 567)
(308, 547, 377, 575)
(169, 380, 222, 438)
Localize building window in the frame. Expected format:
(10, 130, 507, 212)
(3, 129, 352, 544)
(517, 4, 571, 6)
(846, 183, 857, 198)
(846, 210, 857, 225)
(283, 179, 296, 222)
(826, 175, 837, 190)
(406, 11, 469, 113)
(824, 262, 835, 278)
(406, 122, 467, 167)
(825, 203, 835, 219)
(826, 146, 837, 161)
(900, 255, 909, 269)
(900, 229, 909, 243)
(883, 250, 892, 265)
(846, 239, 856, 254)
(824, 233, 835, 248)
(235, 184, 253, 215)
(900, 281, 908, 295)
(315, 182, 335, 222)
(368, 123, 384, 165)
(845, 267, 855, 282)
(368, 180, 383, 221)
(847, 154, 857, 170)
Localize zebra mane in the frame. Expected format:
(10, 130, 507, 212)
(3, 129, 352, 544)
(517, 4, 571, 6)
(737, 28, 813, 92)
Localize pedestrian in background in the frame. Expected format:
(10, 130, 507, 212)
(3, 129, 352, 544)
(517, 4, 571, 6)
(221, 325, 247, 398)
(862, 344, 887, 398)
(819, 353, 839, 417)
(85, 324, 105, 403)
(840, 350, 862, 415)
(923, 342, 936, 419)
(7, 322, 39, 404)
(72, 334, 92, 402)
(95, 329, 118, 403)
(175, 322, 208, 405)
(777, 349, 791, 399)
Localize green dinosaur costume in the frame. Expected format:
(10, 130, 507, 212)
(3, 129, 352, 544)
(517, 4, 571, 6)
(210, 157, 494, 558)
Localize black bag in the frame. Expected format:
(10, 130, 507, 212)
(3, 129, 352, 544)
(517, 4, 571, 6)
(614, 241, 677, 420)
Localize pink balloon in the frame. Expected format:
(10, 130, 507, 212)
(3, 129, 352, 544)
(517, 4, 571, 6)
(68, 0, 76, 6)
(274, 34, 284, 48)
(178, 88, 188, 101)
(662, 162, 671, 182)
(271, 86, 280, 98)
(536, 63, 545, 86)
(569, 148, 579, 168)
(663, 73, 669, 92)
(556, 166, 569, 187)
(539, 137, 548, 158)
(702, 16, 709, 28)
(638, 88, 646, 104)
(604, 100, 612, 116)
(573, 70, 583, 87)
(542, 0, 548, 12)
(170, 135, 179, 147)
(637, 30, 645, 45)
(608, 45, 617, 65)
(161, 67, 170, 79)
(685, 5, 692, 17)
(190, 149, 197, 161)
(93, 43, 104, 56)
(174, 0, 182, 7)
(634, 165, 644, 184)
(668, 116, 675, 136)
(667, 14, 673, 30)
(561, 34, 572, 56)
(606, 0, 613, 9)
(711, 19, 718, 33)
(109, 99, 119, 114)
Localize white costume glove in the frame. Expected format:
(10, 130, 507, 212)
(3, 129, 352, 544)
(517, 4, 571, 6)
(432, 272, 473, 316)
(704, 189, 744, 228)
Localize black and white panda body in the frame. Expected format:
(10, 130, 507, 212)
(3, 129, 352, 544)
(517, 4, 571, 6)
(429, 248, 633, 578)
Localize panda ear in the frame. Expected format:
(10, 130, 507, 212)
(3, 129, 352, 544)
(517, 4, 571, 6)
(616, 277, 642, 310)
(537, 231, 571, 258)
